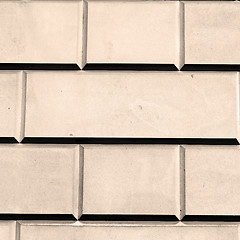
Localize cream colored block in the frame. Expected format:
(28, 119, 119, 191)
(19, 222, 239, 240)
(184, 2, 240, 65)
(86, 1, 183, 69)
(82, 145, 183, 219)
(0, 1, 83, 68)
(0, 71, 25, 142)
(25, 71, 239, 140)
(0, 222, 17, 240)
(0, 144, 82, 218)
(185, 146, 240, 215)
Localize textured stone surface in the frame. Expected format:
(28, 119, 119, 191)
(0, 144, 82, 218)
(0, 222, 17, 240)
(0, 1, 83, 68)
(184, 2, 240, 65)
(19, 222, 239, 240)
(25, 71, 239, 140)
(185, 146, 240, 215)
(86, 1, 183, 69)
(82, 145, 183, 219)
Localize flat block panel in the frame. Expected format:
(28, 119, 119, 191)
(86, 1, 183, 69)
(0, 145, 81, 218)
(82, 145, 182, 218)
(19, 222, 239, 240)
(0, 71, 25, 142)
(0, 222, 17, 240)
(184, 2, 240, 65)
(185, 146, 240, 215)
(25, 71, 239, 139)
(0, 1, 83, 68)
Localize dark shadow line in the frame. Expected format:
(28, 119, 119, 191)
(183, 215, 240, 222)
(21, 138, 239, 145)
(80, 214, 178, 221)
(83, 64, 178, 71)
(181, 64, 240, 71)
(0, 214, 76, 221)
(0, 138, 18, 143)
(0, 64, 80, 70)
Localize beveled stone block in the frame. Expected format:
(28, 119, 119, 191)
(86, 1, 183, 69)
(25, 71, 239, 141)
(0, 71, 25, 142)
(82, 145, 184, 219)
(0, 144, 82, 218)
(184, 2, 240, 66)
(185, 146, 240, 215)
(0, 1, 83, 68)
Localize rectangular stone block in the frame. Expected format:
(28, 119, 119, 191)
(82, 145, 183, 219)
(19, 222, 239, 240)
(0, 144, 82, 218)
(185, 146, 240, 215)
(0, 221, 17, 240)
(184, 2, 240, 65)
(0, 1, 83, 68)
(25, 71, 239, 140)
(85, 1, 183, 69)
(0, 71, 25, 142)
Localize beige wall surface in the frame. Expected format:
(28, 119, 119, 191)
(24, 71, 239, 140)
(82, 145, 183, 218)
(19, 222, 239, 240)
(0, 144, 81, 218)
(1, 0, 240, 239)
(185, 146, 240, 216)
(0, 71, 25, 141)
(0, 1, 83, 67)
(184, 2, 240, 65)
(86, 1, 183, 68)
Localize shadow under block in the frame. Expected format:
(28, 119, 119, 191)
(184, 1, 240, 65)
(24, 71, 239, 140)
(0, 71, 25, 142)
(0, 145, 82, 218)
(0, 221, 17, 240)
(19, 222, 240, 240)
(85, 0, 183, 69)
(81, 145, 184, 219)
(0, 0, 83, 68)
(185, 146, 240, 216)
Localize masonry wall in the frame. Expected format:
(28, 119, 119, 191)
(1, 0, 240, 239)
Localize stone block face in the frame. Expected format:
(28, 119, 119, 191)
(185, 146, 240, 216)
(86, 1, 183, 69)
(19, 222, 239, 240)
(0, 222, 17, 240)
(184, 2, 240, 65)
(0, 144, 82, 218)
(24, 71, 239, 140)
(82, 145, 183, 219)
(0, 1, 83, 68)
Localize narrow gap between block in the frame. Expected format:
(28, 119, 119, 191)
(0, 138, 18, 143)
(0, 214, 76, 221)
(181, 64, 240, 71)
(83, 64, 178, 71)
(182, 215, 240, 222)
(0, 64, 80, 70)
(80, 215, 179, 221)
(21, 138, 239, 145)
